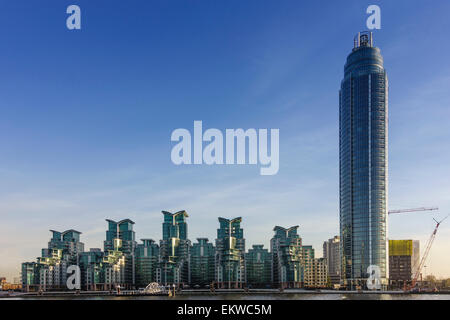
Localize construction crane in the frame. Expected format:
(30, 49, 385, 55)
(408, 216, 448, 291)
(388, 207, 438, 215)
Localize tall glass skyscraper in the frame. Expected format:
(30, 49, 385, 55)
(339, 32, 388, 287)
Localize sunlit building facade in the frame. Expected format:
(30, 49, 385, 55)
(306, 258, 328, 288)
(271, 226, 303, 288)
(300, 245, 315, 287)
(215, 217, 246, 289)
(21, 229, 84, 291)
(103, 219, 136, 289)
(79, 248, 103, 291)
(157, 211, 191, 287)
(20, 215, 341, 291)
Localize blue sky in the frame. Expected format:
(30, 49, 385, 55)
(1, 1, 450, 281)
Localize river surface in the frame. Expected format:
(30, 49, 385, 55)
(4, 293, 450, 300)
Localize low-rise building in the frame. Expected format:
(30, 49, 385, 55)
(389, 239, 420, 288)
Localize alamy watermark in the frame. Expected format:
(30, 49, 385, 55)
(366, 264, 381, 290)
(366, 5, 381, 30)
(66, 265, 81, 290)
(66, 5, 81, 30)
(170, 121, 279, 175)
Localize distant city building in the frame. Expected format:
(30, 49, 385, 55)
(389, 240, 420, 288)
(0, 277, 21, 291)
(215, 217, 246, 289)
(340, 32, 389, 288)
(135, 239, 159, 288)
(157, 211, 191, 287)
(245, 245, 272, 288)
(190, 238, 215, 287)
(271, 226, 303, 288)
(323, 236, 341, 285)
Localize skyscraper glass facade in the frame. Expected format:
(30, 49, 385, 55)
(339, 32, 388, 286)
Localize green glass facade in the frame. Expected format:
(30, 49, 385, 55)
(157, 211, 191, 286)
(20, 216, 330, 291)
(215, 217, 245, 289)
(271, 226, 303, 288)
(79, 248, 103, 290)
(340, 32, 388, 287)
(21, 262, 40, 291)
(103, 219, 136, 289)
(22, 229, 84, 291)
(135, 239, 159, 288)
(245, 245, 272, 288)
(190, 238, 215, 287)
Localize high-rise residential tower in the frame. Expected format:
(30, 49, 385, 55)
(323, 236, 341, 285)
(190, 238, 215, 287)
(339, 32, 388, 287)
(157, 210, 191, 287)
(270, 226, 303, 288)
(22, 229, 85, 291)
(135, 239, 159, 288)
(215, 217, 246, 289)
(245, 245, 272, 288)
(103, 219, 136, 289)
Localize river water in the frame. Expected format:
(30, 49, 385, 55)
(4, 293, 450, 300)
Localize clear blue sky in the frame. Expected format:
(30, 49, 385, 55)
(1, 1, 450, 281)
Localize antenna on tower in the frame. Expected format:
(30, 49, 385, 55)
(353, 31, 373, 49)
